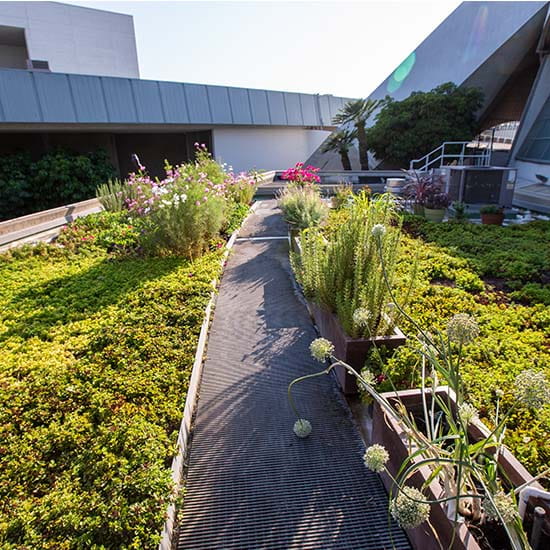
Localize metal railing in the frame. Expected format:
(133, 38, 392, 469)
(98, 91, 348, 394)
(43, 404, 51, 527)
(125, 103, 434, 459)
(409, 141, 491, 172)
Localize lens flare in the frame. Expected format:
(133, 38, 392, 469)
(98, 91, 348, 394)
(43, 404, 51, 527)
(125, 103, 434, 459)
(387, 52, 416, 93)
(462, 5, 488, 64)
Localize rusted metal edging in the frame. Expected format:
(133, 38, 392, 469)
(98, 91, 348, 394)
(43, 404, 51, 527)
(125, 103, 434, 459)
(158, 200, 260, 550)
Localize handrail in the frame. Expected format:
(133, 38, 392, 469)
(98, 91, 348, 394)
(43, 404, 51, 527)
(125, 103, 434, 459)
(410, 141, 491, 172)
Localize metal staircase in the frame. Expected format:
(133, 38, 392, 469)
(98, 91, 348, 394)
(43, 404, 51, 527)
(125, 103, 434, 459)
(409, 141, 491, 172)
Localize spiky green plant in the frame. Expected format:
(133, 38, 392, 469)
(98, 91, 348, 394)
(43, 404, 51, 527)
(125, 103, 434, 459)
(96, 179, 135, 212)
(278, 186, 329, 231)
(295, 192, 404, 337)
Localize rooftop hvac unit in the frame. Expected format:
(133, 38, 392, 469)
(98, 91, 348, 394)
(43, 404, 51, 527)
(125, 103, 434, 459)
(26, 59, 50, 71)
(446, 166, 517, 206)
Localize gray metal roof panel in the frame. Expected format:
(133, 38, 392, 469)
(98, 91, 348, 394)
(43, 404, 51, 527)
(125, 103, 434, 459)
(248, 89, 270, 124)
(299, 94, 318, 126)
(184, 83, 212, 123)
(158, 81, 189, 123)
(102, 77, 138, 122)
(207, 86, 232, 124)
(266, 90, 287, 125)
(0, 68, 351, 127)
(0, 70, 41, 122)
(68, 74, 109, 122)
(228, 87, 252, 124)
(34, 72, 76, 122)
(318, 95, 332, 126)
(131, 80, 165, 123)
(284, 92, 303, 125)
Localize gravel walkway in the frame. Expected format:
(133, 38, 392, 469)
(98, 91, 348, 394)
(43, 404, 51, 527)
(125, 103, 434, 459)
(176, 200, 411, 550)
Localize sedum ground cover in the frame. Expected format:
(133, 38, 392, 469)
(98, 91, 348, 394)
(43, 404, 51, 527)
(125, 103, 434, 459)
(0, 242, 223, 549)
(378, 216, 550, 480)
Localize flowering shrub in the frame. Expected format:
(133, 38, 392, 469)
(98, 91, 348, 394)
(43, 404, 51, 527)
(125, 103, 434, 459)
(94, 145, 256, 258)
(224, 170, 259, 205)
(281, 162, 321, 187)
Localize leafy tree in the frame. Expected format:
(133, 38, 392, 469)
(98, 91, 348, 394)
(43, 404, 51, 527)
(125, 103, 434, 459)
(332, 98, 381, 170)
(365, 82, 484, 168)
(321, 128, 357, 170)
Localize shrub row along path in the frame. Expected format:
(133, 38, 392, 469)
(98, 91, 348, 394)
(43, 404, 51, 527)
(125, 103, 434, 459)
(176, 200, 411, 550)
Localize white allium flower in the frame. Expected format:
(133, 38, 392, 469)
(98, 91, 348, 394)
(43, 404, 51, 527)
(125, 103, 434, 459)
(363, 444, 389, 472)
(514, 369, 550, 409)
(495, 389, 504, 399)
(458, 402, 479, 426)
(446, 313, 479, 345)
(360, 368, 376, 386)
(371, 223, 387, 239)
(352, 307, 372, 328)
(484, 491, 517, 523)
(293, 418, 312, 438)
(310, 338, 334, 362)
(390, 486, 430, 529)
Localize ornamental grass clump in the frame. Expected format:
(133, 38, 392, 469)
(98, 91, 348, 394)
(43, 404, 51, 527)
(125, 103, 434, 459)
(295, 192, 407, 338)
(278, 185, 329, 231)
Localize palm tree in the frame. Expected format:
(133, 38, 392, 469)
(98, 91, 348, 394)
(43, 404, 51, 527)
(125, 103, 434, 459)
(321, 129, 356, 170)
(332, 98, 381, 170)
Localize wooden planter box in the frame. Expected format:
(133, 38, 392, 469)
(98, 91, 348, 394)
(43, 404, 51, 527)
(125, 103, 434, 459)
(372, 387, 547, 550)
(308, 302, 406, 394)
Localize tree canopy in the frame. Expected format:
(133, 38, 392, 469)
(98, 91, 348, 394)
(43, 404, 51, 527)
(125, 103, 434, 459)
(365, 82, 484, 168)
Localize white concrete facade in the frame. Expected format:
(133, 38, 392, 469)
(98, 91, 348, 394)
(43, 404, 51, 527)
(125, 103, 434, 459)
(0, 2, 139, 77)
(212, 127, 331, 173)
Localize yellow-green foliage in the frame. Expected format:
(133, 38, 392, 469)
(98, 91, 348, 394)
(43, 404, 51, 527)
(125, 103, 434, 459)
(375, 231, 550, 480)
(0, 245, 222, 549)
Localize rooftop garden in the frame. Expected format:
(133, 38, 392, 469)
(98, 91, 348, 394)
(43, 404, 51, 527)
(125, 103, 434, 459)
(0, 148, 257, 549)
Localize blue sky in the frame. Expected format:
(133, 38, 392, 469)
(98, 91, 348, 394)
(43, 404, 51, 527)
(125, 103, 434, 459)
(67, 1, 461, 97)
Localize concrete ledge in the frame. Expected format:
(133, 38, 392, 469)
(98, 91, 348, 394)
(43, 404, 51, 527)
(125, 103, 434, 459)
(0, 198, 103, 248)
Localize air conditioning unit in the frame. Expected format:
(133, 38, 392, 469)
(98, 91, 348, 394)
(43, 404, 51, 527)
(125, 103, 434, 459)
(446, 167, 517, 206)
(26, 59, 50, 71)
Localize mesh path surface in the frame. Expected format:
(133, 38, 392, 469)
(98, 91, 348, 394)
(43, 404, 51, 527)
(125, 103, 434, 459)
(176, 201, 411, 550)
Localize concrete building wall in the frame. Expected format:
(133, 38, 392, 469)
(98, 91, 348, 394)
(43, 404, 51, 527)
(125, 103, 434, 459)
(0, 2, 139, 77)
(211, 127, 331, 172)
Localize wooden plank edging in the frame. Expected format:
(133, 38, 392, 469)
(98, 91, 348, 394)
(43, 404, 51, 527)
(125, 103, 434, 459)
(158, 201, 260, 550)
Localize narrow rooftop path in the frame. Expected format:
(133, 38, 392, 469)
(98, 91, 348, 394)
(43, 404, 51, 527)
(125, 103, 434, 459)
(176, 200, 411, 550)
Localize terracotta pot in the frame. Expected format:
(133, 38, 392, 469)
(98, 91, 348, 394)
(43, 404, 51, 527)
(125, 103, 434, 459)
(481, 212, 504, 225)
(308, 302, 406, 394)
(372, 387, 547, 550)
(423, 207, 446, 222)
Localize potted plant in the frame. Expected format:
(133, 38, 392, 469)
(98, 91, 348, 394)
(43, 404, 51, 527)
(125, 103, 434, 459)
(288, 226, 550, 550)
(480, 205, 504, 226)
(403, 170, 444, 217)
(423, 187, 450, 222)
(293, 192, 411, 394)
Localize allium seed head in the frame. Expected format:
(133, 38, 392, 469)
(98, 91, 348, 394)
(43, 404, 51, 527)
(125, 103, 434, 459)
(514, 369, 550, 409)
(363, 444, 389, 472)
(390, 486, 430, 529)
(310, 338, 334, 362)
(293, 419, 312, 438)
(447, 313, 479, 345)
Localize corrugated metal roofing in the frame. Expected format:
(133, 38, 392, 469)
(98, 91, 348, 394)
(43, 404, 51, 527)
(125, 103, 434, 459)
(0, 68, 351, 127)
